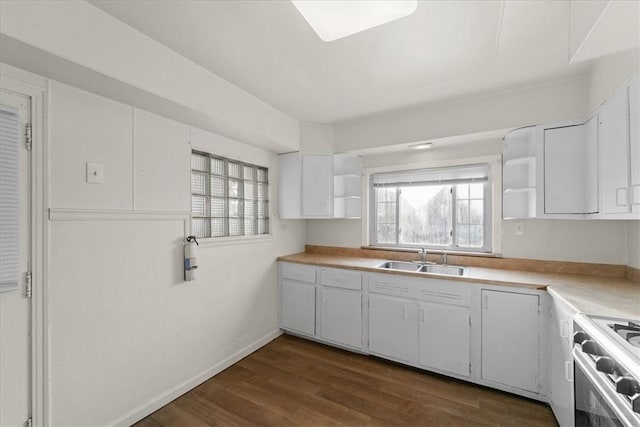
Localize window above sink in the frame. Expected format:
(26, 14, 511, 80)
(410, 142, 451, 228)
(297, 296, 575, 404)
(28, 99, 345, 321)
(370, 164, 491, 253)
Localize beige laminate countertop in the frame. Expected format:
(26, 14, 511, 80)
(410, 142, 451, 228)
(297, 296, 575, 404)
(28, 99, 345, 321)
(278, 252, 640, 319)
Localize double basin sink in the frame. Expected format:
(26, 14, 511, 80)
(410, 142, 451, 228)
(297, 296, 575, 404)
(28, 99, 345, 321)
(375, 260, 467, 276)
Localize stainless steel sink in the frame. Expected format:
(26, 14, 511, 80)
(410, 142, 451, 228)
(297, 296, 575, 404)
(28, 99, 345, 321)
(418, 264, 467, 276)
(375, 261, 421, 272)
(375, 260, 467, 276)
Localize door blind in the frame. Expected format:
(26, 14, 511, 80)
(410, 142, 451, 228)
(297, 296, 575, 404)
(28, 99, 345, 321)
(0, 104, 20, 292)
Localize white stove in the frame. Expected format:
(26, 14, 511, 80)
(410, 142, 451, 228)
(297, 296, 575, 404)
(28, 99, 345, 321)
(573, 314, 640, 427)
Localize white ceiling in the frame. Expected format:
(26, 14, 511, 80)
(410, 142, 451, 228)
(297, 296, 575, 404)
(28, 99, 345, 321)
(90, 0, 591, 124)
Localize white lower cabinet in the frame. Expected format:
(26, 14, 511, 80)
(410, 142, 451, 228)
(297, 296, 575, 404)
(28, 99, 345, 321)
(549, 293, 576, 427)
(368, 294, 416, 363)
(481, 289, 540, 394)
(419, 302, 470, 377)
(281, 280, 315, 336)
(279, 263, 547, 405)
(319, 286, 362, 349)
(280, 262, 317, 336)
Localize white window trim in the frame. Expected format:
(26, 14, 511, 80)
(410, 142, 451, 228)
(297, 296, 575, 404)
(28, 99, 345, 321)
(196, 234, 274, 248)
(362, 155, 502, 255)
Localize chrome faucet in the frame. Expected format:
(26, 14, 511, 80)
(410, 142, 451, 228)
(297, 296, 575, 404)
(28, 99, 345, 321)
(441, 250, 448, 266)
(419, 247, 427, 264)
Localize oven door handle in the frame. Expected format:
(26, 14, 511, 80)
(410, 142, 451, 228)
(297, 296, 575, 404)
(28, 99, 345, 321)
(573, 347, 640, 426)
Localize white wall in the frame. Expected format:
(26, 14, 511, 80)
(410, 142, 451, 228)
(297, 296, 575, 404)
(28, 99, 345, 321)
(627, 221, 640, 269)
(0, 0, 299, 153)
(334, 77, 585, 152)
(586, 49, 640, 111)
(501, 219, 627, 264)
(299, 122, 335, 153)
(45, 81, 305, 426)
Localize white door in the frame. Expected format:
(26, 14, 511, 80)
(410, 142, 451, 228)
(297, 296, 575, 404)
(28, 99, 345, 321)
(319, 287, 362, 349)
(599, 88, 630, 214)
(0, 90, 32, 426)
(419, 302, 470, 377)
(481, 290, 540, 394)
(281, 280, 315, 336)
(368, 294, 415, 363)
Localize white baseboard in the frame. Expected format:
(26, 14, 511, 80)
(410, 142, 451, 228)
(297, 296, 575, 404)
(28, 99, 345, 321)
(108, 329, 283, 426)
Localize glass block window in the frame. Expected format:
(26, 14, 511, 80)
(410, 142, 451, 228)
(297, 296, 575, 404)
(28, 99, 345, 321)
(191, 150, 269, 239)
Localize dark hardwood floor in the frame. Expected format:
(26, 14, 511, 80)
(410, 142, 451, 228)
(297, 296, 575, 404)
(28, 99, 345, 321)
(134, 334, 558, 426)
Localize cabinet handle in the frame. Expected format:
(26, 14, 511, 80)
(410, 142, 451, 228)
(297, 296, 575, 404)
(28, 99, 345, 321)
(403, 305, 408, 319)
(483, 294, 489, 310)
(565, 361, 574, 382)
(561, 320, 570, 339)
(420, 308, 425, 323)
(616, 188, 628, 206)
(308, 290, 314, 301)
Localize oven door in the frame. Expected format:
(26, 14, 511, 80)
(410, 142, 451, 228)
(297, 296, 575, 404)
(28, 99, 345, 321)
(573, 348, 637, 427)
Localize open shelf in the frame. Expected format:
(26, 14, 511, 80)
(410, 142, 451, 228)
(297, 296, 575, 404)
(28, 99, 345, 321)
(333, 153, 362, 218)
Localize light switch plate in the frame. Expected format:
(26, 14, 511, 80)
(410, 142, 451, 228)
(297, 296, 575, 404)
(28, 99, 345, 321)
(86, 162, 104, 184)
(514, 222, 525, 235)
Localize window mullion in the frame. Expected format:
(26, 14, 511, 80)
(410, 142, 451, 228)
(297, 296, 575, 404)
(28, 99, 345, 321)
(224, 159, 230, 237)
(395, 187, 400, 246)
(451, 186, 457, 249)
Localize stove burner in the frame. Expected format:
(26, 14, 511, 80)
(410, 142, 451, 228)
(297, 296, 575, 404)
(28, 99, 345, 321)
(609, 321, 640, 348)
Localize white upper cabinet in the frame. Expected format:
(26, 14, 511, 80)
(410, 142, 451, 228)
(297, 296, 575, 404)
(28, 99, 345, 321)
(503, 126, 537, 219)
(599, 87, 630, 215)
(302, 154, 333, 217)
(502, 120, 598, 219)
(503, 72, 639, 220)
(278, 152, 361, 219)
(543, 117, 598, 215)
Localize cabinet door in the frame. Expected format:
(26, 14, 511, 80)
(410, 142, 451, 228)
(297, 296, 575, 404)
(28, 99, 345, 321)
(550, 298, 575, 427)
(544, 124, 588, 213)
(418, 302, 470, 377)
(302, 154, 333, 216)
(481, 290, 540, 393)
(544, 120, 598, 214)
(369, 294, 415, 363)
(600, 89, 630, 214)
(629, 75, 640, 214)
(319, 287, 362, 349)
(281, 280, 315, 336)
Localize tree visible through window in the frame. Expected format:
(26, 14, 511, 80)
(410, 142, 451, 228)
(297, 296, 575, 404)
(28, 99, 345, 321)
(371, 165, 490, 251)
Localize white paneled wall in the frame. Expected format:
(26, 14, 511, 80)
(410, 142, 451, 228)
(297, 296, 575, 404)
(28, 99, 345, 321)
(134, 109, 190, 211)
(49, 81, 133, 210)
(46, 82, 305, 426)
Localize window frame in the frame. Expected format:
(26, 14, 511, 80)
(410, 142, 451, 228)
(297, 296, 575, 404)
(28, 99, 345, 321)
(191, 150, 270, 240)
(369, 165, 492, 253)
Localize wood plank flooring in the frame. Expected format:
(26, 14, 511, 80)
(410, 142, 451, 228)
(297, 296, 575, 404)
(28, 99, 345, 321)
(134, 335, 558, 427)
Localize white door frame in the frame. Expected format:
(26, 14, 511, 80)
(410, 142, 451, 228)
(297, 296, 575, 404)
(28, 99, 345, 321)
(1, 64, 48, 426)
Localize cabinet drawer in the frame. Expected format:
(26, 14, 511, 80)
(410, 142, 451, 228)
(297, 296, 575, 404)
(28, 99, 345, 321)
(416, 279, 470, 307)
(281, 263, 316, 284)
(319, 268, 362, 290)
